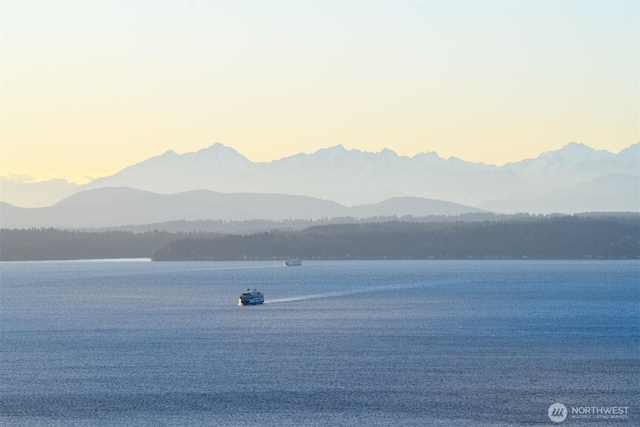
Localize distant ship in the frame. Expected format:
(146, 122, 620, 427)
(284, 258, 302, 267)
(238, 289, 264, 306)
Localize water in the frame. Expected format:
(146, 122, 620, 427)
(1, 260, 638, 426)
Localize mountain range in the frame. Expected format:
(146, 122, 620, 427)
(1, 142, 638, 224)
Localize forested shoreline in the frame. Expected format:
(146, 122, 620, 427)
(0, 229, 177, 261)
(2, 215, 638, 261)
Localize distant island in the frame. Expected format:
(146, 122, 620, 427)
(2, 214, 638, 261)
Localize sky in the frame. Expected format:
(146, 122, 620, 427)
(1, 0, 638, 184)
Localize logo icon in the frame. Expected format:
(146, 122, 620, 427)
(548, 403, 568, 423)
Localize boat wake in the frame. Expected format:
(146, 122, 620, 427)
(147, 264, 283, 275)
(194, 265, 282, 272)
(264, 281, 443, 304)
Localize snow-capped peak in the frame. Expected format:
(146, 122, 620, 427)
(190, 142, 251, 164)
(538, 141, 613, 163)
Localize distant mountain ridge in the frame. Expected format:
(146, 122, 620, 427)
(1, 142, 638, 213)
(0, 188, 485, 229)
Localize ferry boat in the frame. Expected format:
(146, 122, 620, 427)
(284, 258, 302, 267)
(238, 289, 264, 306)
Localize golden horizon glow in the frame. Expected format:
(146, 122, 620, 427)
(1, 1, 638, 184)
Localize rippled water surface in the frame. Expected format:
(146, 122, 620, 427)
(1, 260, 638, 426)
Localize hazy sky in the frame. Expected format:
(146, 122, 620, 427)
(1, 0, 638, 183)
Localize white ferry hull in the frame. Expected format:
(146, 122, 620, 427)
(238, 298, 264, 306)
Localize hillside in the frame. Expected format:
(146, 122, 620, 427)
(0, 188, 483, 229)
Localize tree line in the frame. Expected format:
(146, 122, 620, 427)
(1, 216, 638, 261)
(151, 216, 640, 261)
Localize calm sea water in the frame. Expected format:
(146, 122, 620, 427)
(1, 260, 638, 426)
